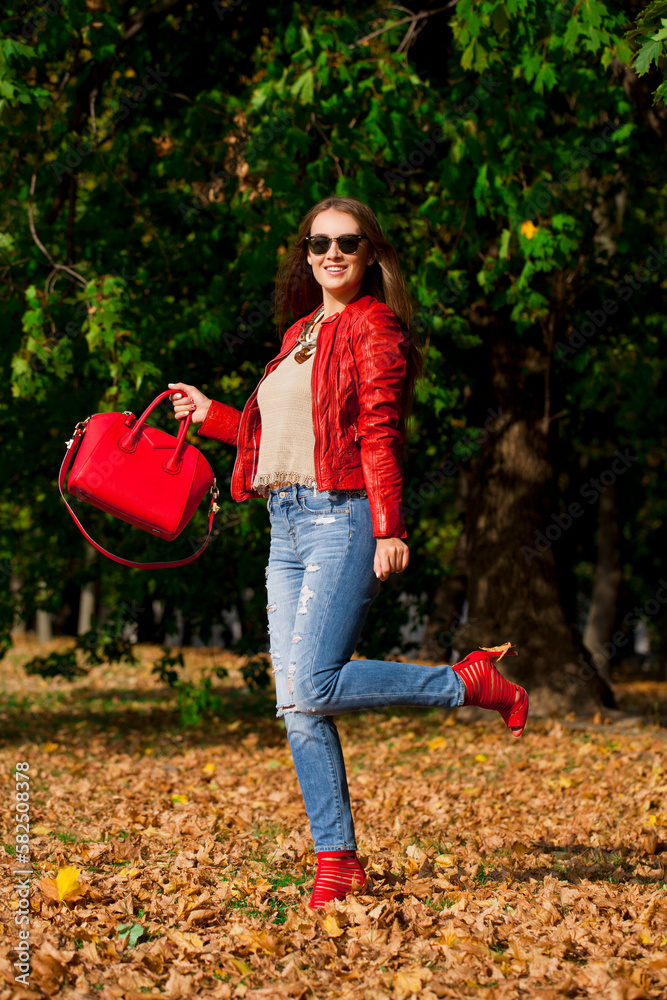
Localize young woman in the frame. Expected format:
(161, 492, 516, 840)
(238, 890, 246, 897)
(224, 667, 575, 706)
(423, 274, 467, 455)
(168, 196, 529, 909)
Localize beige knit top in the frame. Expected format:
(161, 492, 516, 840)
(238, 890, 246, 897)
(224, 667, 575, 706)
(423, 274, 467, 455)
(252, 340, 317, 495)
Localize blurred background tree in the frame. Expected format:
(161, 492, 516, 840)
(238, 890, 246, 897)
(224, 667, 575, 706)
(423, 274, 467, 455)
(1, 0, 665, 712)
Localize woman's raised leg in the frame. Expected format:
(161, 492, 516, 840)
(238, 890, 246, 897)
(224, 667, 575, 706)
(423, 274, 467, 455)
(286, 487, 526, 736)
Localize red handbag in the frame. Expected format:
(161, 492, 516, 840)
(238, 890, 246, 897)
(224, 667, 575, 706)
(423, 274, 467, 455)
(58, 389, 220, 569)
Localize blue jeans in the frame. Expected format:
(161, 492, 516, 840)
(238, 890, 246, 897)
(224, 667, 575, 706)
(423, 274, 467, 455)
(265, 483, 465, 852)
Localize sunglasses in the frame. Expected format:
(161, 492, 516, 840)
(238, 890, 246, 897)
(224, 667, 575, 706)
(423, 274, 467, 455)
(305, 234, 368, 255)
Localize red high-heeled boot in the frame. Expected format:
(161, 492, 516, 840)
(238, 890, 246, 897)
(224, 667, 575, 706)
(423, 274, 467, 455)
(452, 646, 528, 738)
(308, 851, 365, 908)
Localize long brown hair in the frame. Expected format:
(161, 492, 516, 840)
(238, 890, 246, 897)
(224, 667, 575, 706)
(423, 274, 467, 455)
(274, 196, 423, 457)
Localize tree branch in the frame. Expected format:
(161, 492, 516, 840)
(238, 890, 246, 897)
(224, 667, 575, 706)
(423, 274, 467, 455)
(349, 3, 457, 49)
(29, 119, 87, 291)
(89, 87, 98, 138)
(310, 113, 343, 177)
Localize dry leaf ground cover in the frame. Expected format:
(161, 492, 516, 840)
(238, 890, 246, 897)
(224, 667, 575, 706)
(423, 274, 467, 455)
(1, 637, 666, 1000)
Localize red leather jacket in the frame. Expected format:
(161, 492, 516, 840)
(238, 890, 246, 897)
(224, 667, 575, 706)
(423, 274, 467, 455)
(197, 291, 410, 538)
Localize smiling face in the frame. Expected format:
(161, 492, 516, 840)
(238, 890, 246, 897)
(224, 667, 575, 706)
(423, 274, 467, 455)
(306, 209, 375, 310)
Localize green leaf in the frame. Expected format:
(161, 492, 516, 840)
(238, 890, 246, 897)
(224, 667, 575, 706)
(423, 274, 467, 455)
(634, 38, 662, 75)
(117, 923, 145, 948)
(474, 162, 489, 202)
(651, 79, 666, 106)
(534, 61, 557, 93)
(290, 69, 314, 104)
(499, 228, 511, 260)
(490, 6, 510, 36)
(460, 41, 475, 70)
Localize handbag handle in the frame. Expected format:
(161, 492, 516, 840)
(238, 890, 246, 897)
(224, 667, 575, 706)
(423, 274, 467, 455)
(59, 414, 219, 570)
(119, 389, 191, 473)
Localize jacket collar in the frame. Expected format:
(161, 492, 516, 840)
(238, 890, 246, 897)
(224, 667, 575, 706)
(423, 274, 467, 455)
(341, 291, 377, 316)
(301, 290, 377, 326)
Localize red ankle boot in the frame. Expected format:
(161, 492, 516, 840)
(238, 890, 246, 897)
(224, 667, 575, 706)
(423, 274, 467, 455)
(308, 851, 365, 908)
(452, 646, 528, 738)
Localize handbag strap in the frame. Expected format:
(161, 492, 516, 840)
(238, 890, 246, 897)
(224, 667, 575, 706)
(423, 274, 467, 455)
(58, 420, 220, 570)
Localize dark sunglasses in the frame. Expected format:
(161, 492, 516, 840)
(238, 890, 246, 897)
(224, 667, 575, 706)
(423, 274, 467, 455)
(305, 234, 368, 255)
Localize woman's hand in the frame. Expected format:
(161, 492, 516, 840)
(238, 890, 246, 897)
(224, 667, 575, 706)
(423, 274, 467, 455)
(374, 537, 409, 581)
(167, 382, 212, 425)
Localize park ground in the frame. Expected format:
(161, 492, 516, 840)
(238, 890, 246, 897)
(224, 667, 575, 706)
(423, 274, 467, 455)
(1, 637, 666, 1000)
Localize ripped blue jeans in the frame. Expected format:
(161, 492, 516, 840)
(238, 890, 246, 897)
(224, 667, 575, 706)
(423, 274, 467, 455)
(265, 483, 465, 852)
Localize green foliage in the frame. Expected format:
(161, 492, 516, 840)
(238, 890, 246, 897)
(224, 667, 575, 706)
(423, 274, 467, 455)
(626, 1, 667, 104)
(152, 647, 184, 688)
(152, 646, 233, 727)
(175, 666, 229, 728)
(240, 654, 272, 691)
(23, 647, 87, 681)
(77, 617, 137, 668)
(22, 610, 137, 680)
(1, 0, 667, 679)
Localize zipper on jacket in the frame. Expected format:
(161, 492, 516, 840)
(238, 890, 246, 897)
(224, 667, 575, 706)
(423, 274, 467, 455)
(312, 331, 321, 491)
(312, 310, 341, 488)
(312, 311, 337, 489)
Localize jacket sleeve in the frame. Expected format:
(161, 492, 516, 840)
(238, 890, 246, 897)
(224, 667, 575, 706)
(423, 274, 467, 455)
(351, 302, 410, 540)
(197, 399, 242, 446)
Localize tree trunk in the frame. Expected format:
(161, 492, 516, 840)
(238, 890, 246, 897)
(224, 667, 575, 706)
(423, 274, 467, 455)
(36, 610, 53, 644)
(77, 584, 95, 636)
(36, 580, 53, 643)
(454, 325, 610, 714)
(77, 544, 97, 636)
(10, 573, 25, 637)
(583, 485, 622, 684)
